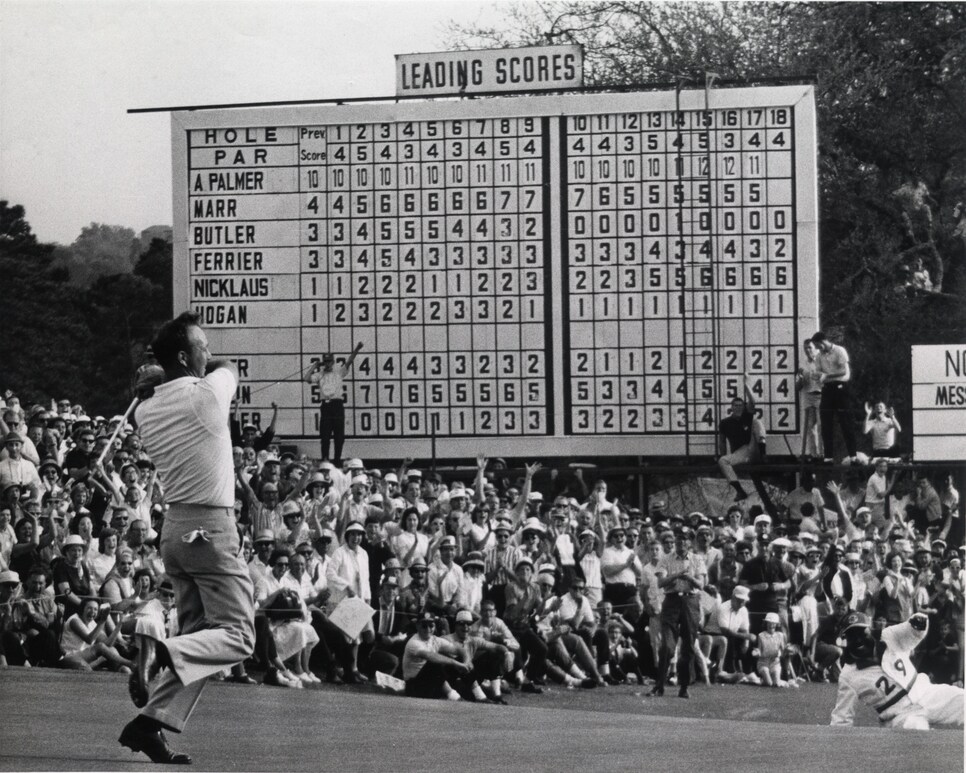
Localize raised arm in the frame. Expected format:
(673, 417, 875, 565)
(344, 342, 364, 370)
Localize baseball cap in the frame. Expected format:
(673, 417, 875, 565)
(344, 521, 365, 535)
(764, 612, 780, 625)
(838, 612, 870, 636)
(455, 610, 475, 624)
(346, 458, 364, 470)
(754, 514, 772, 525)
(254, 529, 276, 544)
(0, 570, 20, 584)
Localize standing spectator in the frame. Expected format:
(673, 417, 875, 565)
(864, 402, 901, 457)
(600, 525, 643, 624)
(0, 410, 41, 466)
(717, 375, 766, 501)
(796, 338, 823, 459)
(812, 331, 858, 463)
(740, 538, 794, 634)
(0, 432, 42, 503)
(304, 344, 364, 465)
(910, 476, 946, 536)
(650, 527, 706, 699)
(325, 521, 374, 682)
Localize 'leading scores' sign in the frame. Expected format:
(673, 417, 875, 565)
(396, 45, 583, 97)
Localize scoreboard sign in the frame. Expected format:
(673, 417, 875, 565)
(911, 344, 966, 461)
(171, 86, 818, 459)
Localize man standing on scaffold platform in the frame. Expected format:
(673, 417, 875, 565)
(119, 311, 255, 765)
(305, 343, 363, 466)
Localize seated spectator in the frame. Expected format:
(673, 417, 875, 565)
(717, 375, 767, 501)
(60, 597, 134, 672)
(697, 586, 729, 685)
(367, 576, 407, 677)
(14, 567, 62, 667)
(401, 611, 471, 700)
(809, 595, 850, 682)
(443, 608, 513, 702)
(52, 534, 92, 620)
(754, 612, 788, 687)
(99, 549, 137, 608)
(711, 585, 755, 679)
(503, 556, 547, 693)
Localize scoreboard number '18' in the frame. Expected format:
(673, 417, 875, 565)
(172, 86, 817, 459)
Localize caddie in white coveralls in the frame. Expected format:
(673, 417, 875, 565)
(831, 611, 964, 730)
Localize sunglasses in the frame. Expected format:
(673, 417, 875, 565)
(274, 562, 290, 568)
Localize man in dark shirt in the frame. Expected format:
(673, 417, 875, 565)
(738, 537, 793, 635)
(717, 374, 766, 501)
(362, 515, 394, 604)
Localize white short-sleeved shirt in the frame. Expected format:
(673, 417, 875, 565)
(134, 370, 236, 507)
(714, 599, 750, 634)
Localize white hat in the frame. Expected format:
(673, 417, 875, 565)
(344, 521, 365, 535)
(367, 493, 384, 505)
(732, 585, 750, 601)
(764, 612, 781, 625)
(384, 472, 399, 483)
(61, 534, 87, 553)
(351, 474, 369, 487)
(0, 570, 20, 584)
(528, 491, 544, 502)
(521, 517, 546, 534)
(770, 537, 792, 549)
(754, 514, 772, 525)
(346, 458, 364, 470)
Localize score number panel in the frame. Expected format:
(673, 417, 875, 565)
(562, 106, 798, 436)
(172, 87, 817, 455)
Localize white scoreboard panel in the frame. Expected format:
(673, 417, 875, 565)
(171, 86, 818, 459)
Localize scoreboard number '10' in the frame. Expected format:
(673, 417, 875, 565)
(172, 86, 818, 459)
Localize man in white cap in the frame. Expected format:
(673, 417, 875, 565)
(0, 432, 41, 503)
(303, 344, 364, 466)
(444, 608, 513, 702)
(427, 535, 464, 624)
(713, 584, 755, 677)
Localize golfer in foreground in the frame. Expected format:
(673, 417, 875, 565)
(119, 311, 255, 764)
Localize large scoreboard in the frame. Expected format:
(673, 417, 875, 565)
(172, 85, 818, 459)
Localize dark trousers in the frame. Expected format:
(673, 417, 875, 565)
(820, 382, 857, 457)
(603, 583, 641, 624)
(319, 399, 346, 464)
(405, 661, 463, 699)
(512, 626, 548, 681)
(657, 594, 700, 689)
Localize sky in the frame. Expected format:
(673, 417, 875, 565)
(0, 0, 518, 245)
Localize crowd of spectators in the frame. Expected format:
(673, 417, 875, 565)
(0, 392, 962, 708)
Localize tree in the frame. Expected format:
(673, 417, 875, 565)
(58, 222, 141, 288)
(0, 203, 93, 406)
